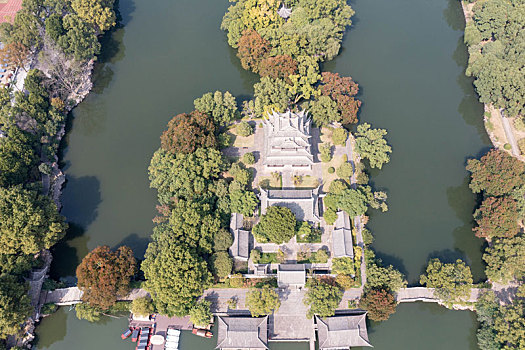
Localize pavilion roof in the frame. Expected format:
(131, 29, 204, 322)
(216, 316, 268, 349)
(316, 313, 372, 349)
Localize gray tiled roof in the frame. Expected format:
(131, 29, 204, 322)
(278, 264, 306, 287)
(229, 213, 249, 260)
(332, 211, 353, 258)
(262, 110, 314, 167)
(316, 313, 372, 349)
(260, 188, 321, 223)
(216, 316, 269, 349)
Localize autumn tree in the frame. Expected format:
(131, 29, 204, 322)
(355, 123, 392, 169)
(420, 259, 473, 303)
(237, 29, 271, 73)
(252, 206, 296, 244)
(70, 0, 116, 33)
(160, 111, 217, 154)
(318, 72, 361, 125)
(473, 196, 519, 238)
(360, 288, 397, 321)
(76, 245, 137, 310)
(304, 278, 342, 318)
(0, 185, 67, 255)
(246, 286, 280, 317)
(258, 55, 297, 82)
(0, 42, 29, 71)
(466, 149, 525, 196)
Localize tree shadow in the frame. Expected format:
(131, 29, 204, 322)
(226, 44, 258, 93)
(112, 233, 151, 259)
(373, 249, 408, 281)
(115, 0, 137, 28)
(443, 0, 465, 32)
(33, 306, 68, 348)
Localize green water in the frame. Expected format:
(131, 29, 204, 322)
(37, 0, 487, 347)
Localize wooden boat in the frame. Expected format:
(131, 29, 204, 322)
(192, 328, 212, 338)
(121, 328, 132, 339)
(131, 328, 140, 342)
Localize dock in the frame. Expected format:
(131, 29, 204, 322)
(129, 314, 193, 350)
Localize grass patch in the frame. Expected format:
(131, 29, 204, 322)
(258, 174, 282, 189)
(294, 175, 320, 189)
(257, 252, 278, 264)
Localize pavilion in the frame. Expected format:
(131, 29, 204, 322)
(229, 213, 250, 261)
(315, 312, 372, 349)
(262, 110, 314, 170)
(216, 316, 269, 350)
(277, 264, 306, 288)
(332, 211, 354, 258)
(259, 187, 321, 223)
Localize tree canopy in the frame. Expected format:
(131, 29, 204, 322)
(76, 245, 136, 310)
(359, 288, 397, 322)
(419, 258, 473, 303)
(252, 206, 296, 244)
(189, 300, 212, 328)
(194, 91, 239, 126)
(0, 185, 66, 255)
(160, 111, 218, 154)
(473, 195, 519, 238)
(483, 235, 525, 283)
(303, 278, 342, 318)
(0, 275, 32, 339)
(246, 286, 280, 317)
(355, 123, 391, 169)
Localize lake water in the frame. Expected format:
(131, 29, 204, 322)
(38, 0, 486, 348)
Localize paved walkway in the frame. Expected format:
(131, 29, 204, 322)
(500, 109, 520, 156)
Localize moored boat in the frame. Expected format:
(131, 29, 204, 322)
(121, 328, 132, 339)
(192, 328, 212, 338)
(131, 328, 140, 342)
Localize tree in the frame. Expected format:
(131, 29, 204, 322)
(419, 259, 473, 303)
(303, 278, 342, 318)
(359, 288, 397, 321)
(237, 121, 253, 137)
(0, 275, 32, 338)
(0, 127, 39, 187)
(211, 251, 233, 279)
(0, 185, 67, 255)
(318, 72, 361, 124)
(259, 55, 297, 82)
(466, 149, 524, 196)
(246, 76, 293, 115)
(131, 296, 155, 317)
(320, 143, 332, 162)
(324, 188, 368, 218)
(70, 0, 116, 32)
(237, 29, 270, 73)
(307, 95, 340, 126)
(332, 257, 356, 276)
(243, 152, 256, 165)
(246, 286, 280, 317)
(355, 123, 392, 169)
(483, 235, 525, 283)
(194, 91, 239, 126)
(58, 14, 101, 61)
(252, 206, 296, 244)
(75, 303, 101, 322)
(0, 42, 29, 71)
(229, 162, 252, 186)
(366, 262, 407, 292)
(189, 300, 212, 328)
(229, 190, 258, 217)
(142, 239, 211, 316)
(160, 111, 217, 154)
(473, 196, 519, 238)
(336, 162, 353, 179)
(214, 228, 233, 252)
(45, 13, 65, 41)
(331, 128, 347, 145)
(76, 245, 136, 310)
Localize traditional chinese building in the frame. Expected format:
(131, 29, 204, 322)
(216, 316, 269, 350)
(315, 312, 372, 349)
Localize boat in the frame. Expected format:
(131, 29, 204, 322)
(165, 328, 180, 350)
(192, 328, 212, 338)
(131, 328, 140, 342)
(136, 327, 152, 350)
(121, 328, 132, 339)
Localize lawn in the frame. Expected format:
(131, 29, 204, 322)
(293, 175, 320, 189)
(257, 252, 278, 264)
(257, 174, 282, 189)
(322, 154, 345, 191)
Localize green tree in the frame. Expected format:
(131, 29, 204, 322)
(75, 303, 101, 322)
(359, 288, 397, 321)
(142, 239, 211, 316)
(246, 286, 280, 317)
(237, 121, 253, 137)
(246, 76, 293, 116)
(336, 162, 353, 179)
(355, 123, 392, 169)
(366, 262, 407, 292)
(420, 259, 473, 303)
(0, 274, 32, 339)
(45, 13, 64, 41)
(304, 278, 342, 318)
(307, 95, 340, 126)
(58, 14, 101, 61)
(242, 152, 256, 165)
(466, 149, 524, 196)
(76, 246, 136, 310)
(229, 162, 252, 186)
(473, 196, 519, 238)
(252, 206, 296, 244)
(130, 296, 155, 317)
(320, 143, 332, 162)
(0, 185, 66, 255)
(194, 91, 239, 126)
(70, 0, 116, 32)
(214, 228, 233, 252)
(483, 235, 525, 283)
(189, 300, 212, 328)
(332, 257, 355, 275)
(229, 190, 258, 217)
(211, 251, 233, 279)
(0, 127, 39, 187)
(331, 128, 347, 145)
(160, 111, 217, 154)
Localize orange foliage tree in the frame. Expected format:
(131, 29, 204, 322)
(237, 29, 271, 73)
(258, 55, 297, 82)
(359, 288, 397, 321)
(76, 245, 136, 310)
(319, 72, 361, 124)
(160, 111, 217, 154)
(0, 42, 29, 71)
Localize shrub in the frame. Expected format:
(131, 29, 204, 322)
(320, 143, 332, 162)
(41, 303, 58, 315)
(237, 121, 253, 137)
(328, 167, 335, 174)
(212, 252, 233, 278)
(250, 249, 261, 264)
(336, 162, 353, 178)
(314, 249, 329, 263)
(243, 152, 256, 164)
(228, 274, 245, 288)
(519, 139, 525, 155)
(515, 118, 525, 132)
(332, 128, 348, 146)
(131, 296, 155, 317)
(504, 143, 511, 150)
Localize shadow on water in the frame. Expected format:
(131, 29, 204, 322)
(112, 233, 151, 258)
(373, 250, 408, 280)
(33, 307, 68, 348)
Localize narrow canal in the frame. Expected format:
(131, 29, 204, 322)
(37, 0, 486, 348)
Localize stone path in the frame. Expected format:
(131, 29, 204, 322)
(500, 109, 520, 156)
